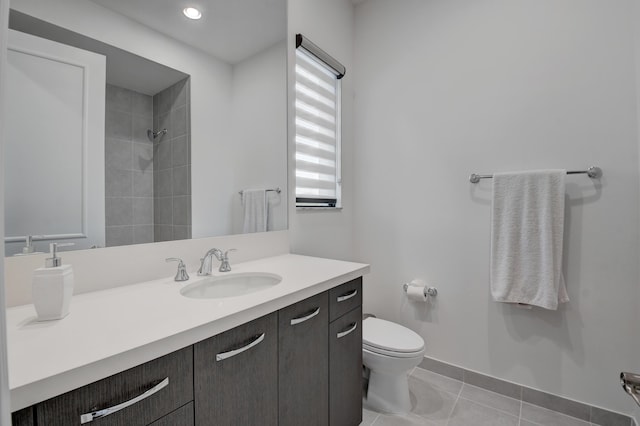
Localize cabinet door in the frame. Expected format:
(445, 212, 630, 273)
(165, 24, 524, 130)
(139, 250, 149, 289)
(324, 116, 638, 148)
(329, 307, 362, 426)
(329, 278, 362, 322)
(279, 292, 329, 426)
(36, 347, 193, 426)
(194, 313, 278, 426)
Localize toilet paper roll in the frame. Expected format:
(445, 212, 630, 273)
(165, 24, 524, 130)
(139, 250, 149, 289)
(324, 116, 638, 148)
(406, 285, 428, 302)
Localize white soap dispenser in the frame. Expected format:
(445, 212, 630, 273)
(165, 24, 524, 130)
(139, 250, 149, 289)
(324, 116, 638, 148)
(32, 243, 74, 321)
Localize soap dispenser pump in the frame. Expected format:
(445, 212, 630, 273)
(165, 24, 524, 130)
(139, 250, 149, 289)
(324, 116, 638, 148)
(32, 243, 75, 321)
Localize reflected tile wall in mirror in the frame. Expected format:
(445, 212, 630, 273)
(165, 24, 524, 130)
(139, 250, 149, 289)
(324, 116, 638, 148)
(105, 84, 154, 247)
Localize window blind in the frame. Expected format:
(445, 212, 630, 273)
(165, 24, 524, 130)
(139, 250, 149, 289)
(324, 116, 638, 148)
(295, 35, 344, 208)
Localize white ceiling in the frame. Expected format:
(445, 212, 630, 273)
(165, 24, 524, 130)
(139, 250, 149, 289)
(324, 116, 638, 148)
(88, 0, 286, 64)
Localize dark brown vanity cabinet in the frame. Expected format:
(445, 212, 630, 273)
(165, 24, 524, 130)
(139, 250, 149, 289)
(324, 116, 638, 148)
(278, 291, 329, 426)
(194, 312, 278, 426)
(11, 407, 34, 426)
(11, 277, 364, 426)
(34, 346, 193, 426)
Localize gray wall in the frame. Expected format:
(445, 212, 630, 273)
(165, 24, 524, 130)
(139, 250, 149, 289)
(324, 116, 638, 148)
(152, 78, 191, 242)
(105, 84, 154, 246)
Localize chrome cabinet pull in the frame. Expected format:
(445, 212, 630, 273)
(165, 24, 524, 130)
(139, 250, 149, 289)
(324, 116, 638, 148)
(290, 307, 320, 325)
(79, 377, 169, 424)
(337, 322, 358, 339)
(337, 289, 358, 303)
(216, 333, 265, 361)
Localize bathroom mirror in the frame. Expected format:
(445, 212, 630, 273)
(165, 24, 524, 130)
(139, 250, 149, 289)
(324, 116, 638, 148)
(4, 0, 287, 256)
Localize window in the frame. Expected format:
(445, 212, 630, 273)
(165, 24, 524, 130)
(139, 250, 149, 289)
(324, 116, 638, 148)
(295, 34, 345, 208)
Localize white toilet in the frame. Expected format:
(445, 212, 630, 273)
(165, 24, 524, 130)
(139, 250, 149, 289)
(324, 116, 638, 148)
(362, 317, 426, 414)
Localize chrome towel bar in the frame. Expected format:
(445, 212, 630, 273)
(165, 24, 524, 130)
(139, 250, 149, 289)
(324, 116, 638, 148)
(469, 166, 602, 184)
(238, 187, 281, 195)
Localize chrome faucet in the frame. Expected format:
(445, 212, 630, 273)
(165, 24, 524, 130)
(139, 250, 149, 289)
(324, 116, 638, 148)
(198, 248, 237, 275)
(166, 258, 189, 282)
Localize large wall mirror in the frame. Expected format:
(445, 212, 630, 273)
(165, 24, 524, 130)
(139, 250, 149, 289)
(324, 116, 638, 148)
(4, 0, 287, 256)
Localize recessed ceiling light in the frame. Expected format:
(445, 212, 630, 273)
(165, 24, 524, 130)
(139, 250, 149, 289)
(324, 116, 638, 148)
(183, 7, 202, 20)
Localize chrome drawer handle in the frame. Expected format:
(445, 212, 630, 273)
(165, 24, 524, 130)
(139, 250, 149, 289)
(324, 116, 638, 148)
(216, 333, 265, 361)
(80, 377, 169, 424)
(337, 289, 358, 302)
(290, 307, 320, 325)
(337, 322, 358, 339)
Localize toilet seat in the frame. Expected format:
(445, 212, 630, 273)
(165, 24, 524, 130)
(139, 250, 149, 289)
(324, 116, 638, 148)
(363, 318, 425, 358)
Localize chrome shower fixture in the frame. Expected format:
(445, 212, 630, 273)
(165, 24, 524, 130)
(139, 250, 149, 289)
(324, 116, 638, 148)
(147, 128, 167, 141)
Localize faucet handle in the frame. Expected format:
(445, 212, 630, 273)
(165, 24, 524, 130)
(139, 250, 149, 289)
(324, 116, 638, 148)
(166, 258, 190, 282)
(223, 248, 237, 259)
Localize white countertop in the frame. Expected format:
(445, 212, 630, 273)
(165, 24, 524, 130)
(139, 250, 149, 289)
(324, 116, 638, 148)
(7, 254, 369, 411)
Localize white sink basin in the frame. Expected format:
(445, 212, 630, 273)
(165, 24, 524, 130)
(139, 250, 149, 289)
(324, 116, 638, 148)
(180, 272, 282, 299)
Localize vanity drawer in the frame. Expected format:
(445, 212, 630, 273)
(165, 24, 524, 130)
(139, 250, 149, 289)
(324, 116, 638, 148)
(149, 402, 193, 426)
(329, 277, 362, 322)
(36, 346, 193, 426)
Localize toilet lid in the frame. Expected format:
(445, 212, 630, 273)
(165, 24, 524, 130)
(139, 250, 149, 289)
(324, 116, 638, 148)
(363, 317, 425, 354)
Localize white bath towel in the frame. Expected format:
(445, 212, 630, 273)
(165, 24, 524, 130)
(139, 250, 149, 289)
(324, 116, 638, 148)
(242, 189, 268, 233)
(490, 170, 569, 310)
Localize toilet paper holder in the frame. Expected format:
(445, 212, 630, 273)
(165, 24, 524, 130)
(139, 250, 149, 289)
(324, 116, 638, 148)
(403, 283, 438, 297)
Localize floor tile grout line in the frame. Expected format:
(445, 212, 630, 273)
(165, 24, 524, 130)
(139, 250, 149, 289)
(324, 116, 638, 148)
(444, 378, 465, 425)
(456, 395, 521, 420)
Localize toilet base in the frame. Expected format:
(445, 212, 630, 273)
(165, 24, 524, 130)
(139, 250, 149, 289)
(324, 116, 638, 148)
(364, 369, 412, 414)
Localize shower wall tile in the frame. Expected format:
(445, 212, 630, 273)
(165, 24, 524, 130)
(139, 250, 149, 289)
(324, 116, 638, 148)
(155, 169, 173, 197)
(105, 85, 153, 247)
(105, 168, 133, 197)
(133, 170, 153, 197)
(105, 139, 133, 171)
(154, 197, 173, 225)
(133, 115, 151, 144)
(133, 225, 154, 244)
(173, 196, 190, 226)
(172, 135, 189, 167)
(133, 197, 153, 225)
(132, 92, 152, 116)
(106, 226, 134, 247)
(173, 165, 190, 196)
(158, 113, 172, 140)
(157, 89, 172, 116)
(105, 197, 133, 226)
(154, 225, 173, 242)
(155, 141, 172, 170)
(172, 105, 187, 137)
(152, 77, 191, 242)
(173, 225, 191, 240)
(134, 143, 153, 171)
(106, 84, 132, 112)
(106, 109, 132, 141)
(173, 80, 187, 108)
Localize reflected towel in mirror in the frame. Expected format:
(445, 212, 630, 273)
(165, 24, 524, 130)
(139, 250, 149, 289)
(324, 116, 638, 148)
(242, 189, 268, 233)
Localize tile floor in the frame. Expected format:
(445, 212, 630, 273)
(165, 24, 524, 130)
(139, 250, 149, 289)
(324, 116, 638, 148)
(360, 367, 600, 426)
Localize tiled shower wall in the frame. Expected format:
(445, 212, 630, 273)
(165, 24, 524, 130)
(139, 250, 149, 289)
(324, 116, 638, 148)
(152, 78, 191, 242)
(105, 84, 154, 247)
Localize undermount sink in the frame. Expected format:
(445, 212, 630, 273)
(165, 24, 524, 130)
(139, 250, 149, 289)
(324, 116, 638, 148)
(180, 272, 282, 299)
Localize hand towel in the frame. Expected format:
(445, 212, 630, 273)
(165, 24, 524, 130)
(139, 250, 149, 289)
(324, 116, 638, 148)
(242, 189, 268, 233)
(490, 170, 569, 310)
